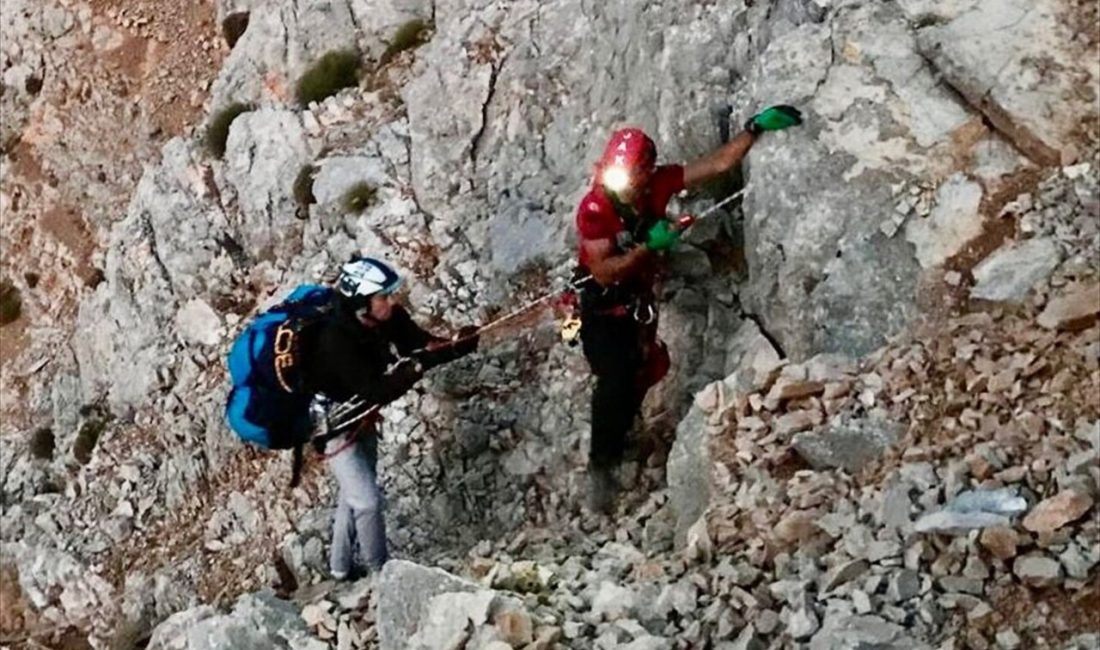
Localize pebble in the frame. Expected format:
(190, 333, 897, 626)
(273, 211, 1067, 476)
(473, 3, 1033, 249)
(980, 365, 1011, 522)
(786, 607, 820, 640)
(996, 628, 1022, 650)
(1013, 554, 1064, 587)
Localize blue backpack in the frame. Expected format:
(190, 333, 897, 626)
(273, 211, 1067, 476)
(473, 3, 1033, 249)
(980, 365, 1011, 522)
(225, 284, 334, 451)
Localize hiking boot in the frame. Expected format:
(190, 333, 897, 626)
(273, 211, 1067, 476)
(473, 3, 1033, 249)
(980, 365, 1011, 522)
(331, 565, 369, 582)
(586, 465, 618, 514)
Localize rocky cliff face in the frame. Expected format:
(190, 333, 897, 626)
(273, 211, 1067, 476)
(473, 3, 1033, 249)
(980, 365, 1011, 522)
(1, 0, 1097, 647)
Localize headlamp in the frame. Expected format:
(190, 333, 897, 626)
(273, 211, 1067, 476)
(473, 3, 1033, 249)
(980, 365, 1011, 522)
(601, 166, 632, 193)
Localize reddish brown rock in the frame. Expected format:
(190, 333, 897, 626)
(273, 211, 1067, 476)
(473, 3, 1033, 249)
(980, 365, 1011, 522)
(1037, 282, 1100, 330)
(823, 381, 852, 399)
(766, 378, 826, 402)
(774, 510, 819, 546)
(1022, 490, 1094, 533)
(774, 410, 818, 436)
(495, 609, 534, 646)
(979, 527, 1020, 560)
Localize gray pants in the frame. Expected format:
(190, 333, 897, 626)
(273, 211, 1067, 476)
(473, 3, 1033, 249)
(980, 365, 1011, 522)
(326, 430, 388, 576)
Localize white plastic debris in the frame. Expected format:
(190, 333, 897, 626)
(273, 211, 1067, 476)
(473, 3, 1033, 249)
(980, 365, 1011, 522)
(914, 488, 1028, 534)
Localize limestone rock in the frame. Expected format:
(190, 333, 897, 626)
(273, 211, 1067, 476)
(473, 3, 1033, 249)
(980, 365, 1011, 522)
(792, 413, 902, 473)
(146, 592, 324, 650)
(809, 613, 931, 650)
(591, 582, 637, 622)
(209, 0, 364, 107)
(221, 108, 312, 260)
(914, 0, 1100, 165)
(905, 174, 984, 269)
(970, 238, 1062, 302)
(376, 560, 480, 650)
(668, 323, 779, 545)
(407, 590, 506, 650)
(175, 299, 223, 346)
(1012, 554, 1063, 588)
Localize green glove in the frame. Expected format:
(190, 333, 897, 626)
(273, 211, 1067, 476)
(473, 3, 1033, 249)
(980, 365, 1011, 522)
(745, 105, 803, 135)
(644, 219, 680, 252)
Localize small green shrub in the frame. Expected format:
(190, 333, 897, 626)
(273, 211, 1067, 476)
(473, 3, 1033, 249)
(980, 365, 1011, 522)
(204, 102, 253, 159)
(0, 278, 21, 325)
(222, 11, 250, 49)
(381, 19, 432, 64)
(341, 181, 378, 213)
(293, 164, 317, 219)
(296, 50, 361, 107)
(29, 428, 55, 461)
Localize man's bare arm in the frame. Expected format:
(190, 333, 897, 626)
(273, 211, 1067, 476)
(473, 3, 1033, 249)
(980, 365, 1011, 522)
(682, 131, 755, 189)
(582, 238, 652, 287)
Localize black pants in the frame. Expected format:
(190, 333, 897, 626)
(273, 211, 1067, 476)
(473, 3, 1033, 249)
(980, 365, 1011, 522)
(580, 309, 653, 469)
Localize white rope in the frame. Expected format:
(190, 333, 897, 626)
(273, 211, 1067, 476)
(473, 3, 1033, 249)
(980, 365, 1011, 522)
(691, 187, 747, 222)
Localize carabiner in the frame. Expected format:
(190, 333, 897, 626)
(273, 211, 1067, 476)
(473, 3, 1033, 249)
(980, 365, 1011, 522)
(633, 302, 656, 324)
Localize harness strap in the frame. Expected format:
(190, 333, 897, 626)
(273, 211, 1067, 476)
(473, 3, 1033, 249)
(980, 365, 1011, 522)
(585, 297, 658, 323)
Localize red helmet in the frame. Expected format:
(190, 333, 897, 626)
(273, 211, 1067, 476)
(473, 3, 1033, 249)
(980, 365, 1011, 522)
(597, 128, 656, 192)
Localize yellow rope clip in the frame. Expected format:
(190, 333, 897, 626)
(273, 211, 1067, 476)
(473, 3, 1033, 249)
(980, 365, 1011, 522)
(560, 316, 582, 346)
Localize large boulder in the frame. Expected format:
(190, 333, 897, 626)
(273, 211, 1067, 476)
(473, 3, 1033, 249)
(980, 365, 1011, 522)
(221, 108, 313, 260)
(735, 1, 1029, 360)
(376, 560, 482, 648)
(209, 0, 362, 107)
(145, 592, 324, 650)
(909, 0, 1100, 165)
(376, 560, 528, 650)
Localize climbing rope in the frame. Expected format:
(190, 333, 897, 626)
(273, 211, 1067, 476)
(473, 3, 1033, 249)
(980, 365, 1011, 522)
(319, 188, 748, 436)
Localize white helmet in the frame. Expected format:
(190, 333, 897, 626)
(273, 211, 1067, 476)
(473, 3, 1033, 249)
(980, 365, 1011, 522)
(335, 256, 402, 301)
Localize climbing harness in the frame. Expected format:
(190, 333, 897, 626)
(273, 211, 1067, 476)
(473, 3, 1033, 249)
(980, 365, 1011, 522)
(632, 301, 657, 325)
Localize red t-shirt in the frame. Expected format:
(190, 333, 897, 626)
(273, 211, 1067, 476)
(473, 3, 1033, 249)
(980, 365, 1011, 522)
(575, 164, 685, 267)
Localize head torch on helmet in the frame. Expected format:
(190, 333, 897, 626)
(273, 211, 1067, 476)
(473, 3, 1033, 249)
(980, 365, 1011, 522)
(601, 165, 633, 193)
(597, 127, 657, 194)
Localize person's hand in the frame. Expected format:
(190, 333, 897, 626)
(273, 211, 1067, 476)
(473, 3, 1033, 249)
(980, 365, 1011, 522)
(386, 356, 424, 389)
(414, 326, 480, 369)
(644, 219, 681, 252)
(745, 105, 803, 135)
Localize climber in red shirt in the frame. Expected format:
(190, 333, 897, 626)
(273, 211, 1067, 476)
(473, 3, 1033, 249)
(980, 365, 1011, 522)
(574, 106, 803, 513)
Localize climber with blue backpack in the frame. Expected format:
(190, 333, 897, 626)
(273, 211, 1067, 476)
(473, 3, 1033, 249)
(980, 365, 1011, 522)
(226, 256, 478, 580)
